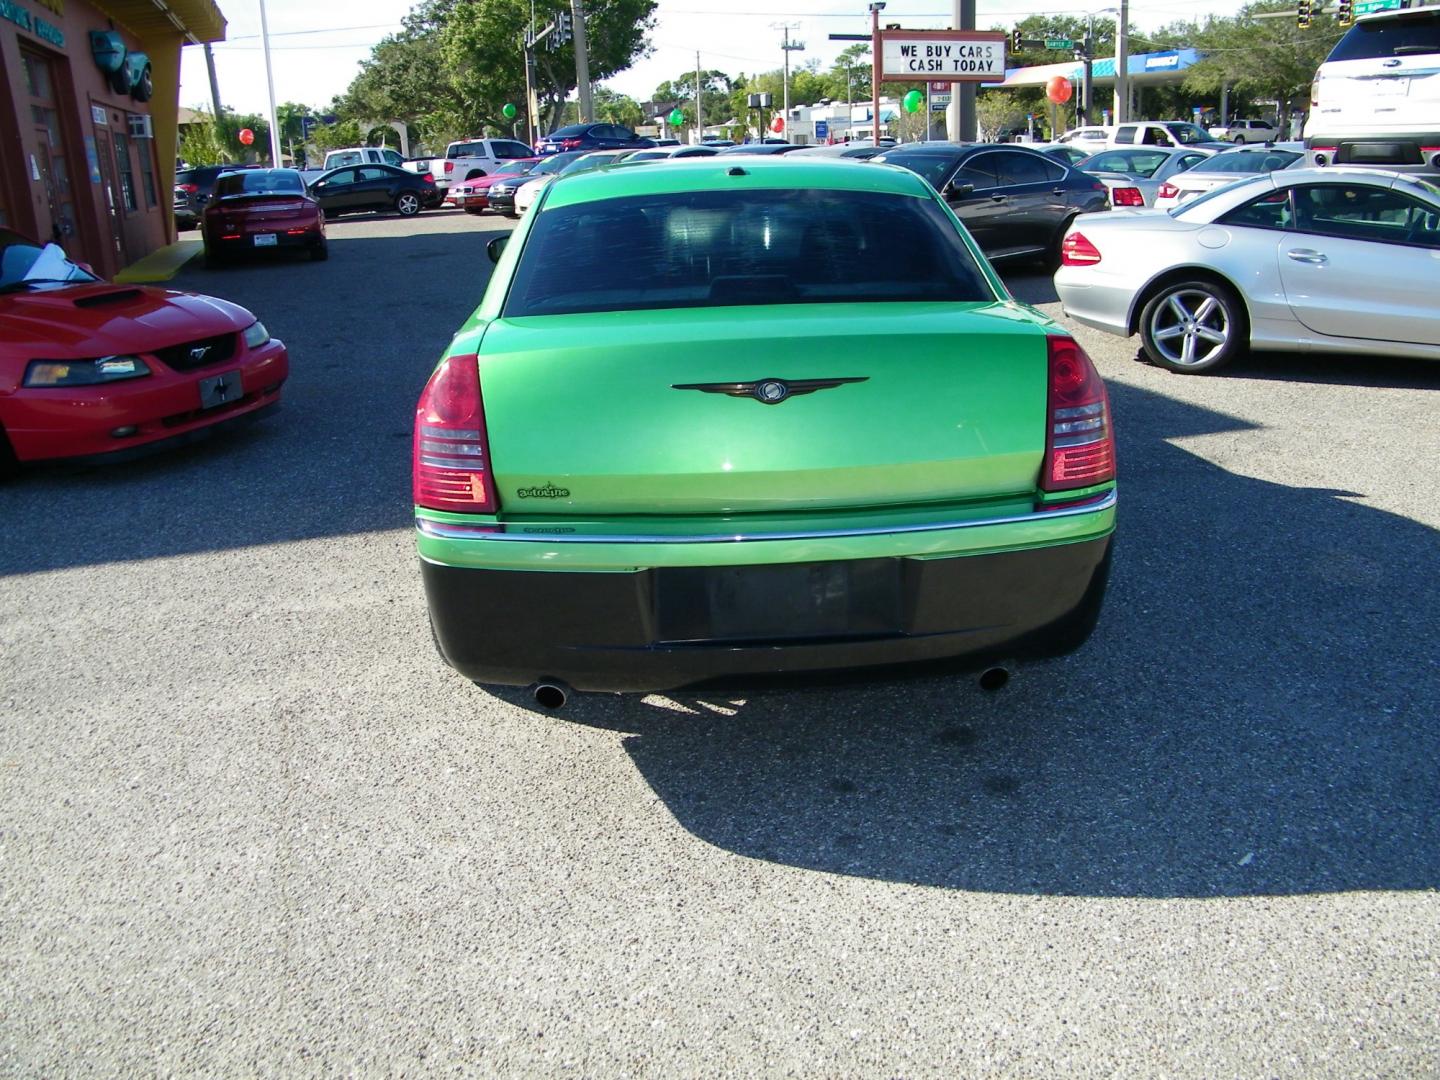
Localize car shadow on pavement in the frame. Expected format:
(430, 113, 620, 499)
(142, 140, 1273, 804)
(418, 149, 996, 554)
(0, 224, 509, 577)
(496, 380, 1439, 899)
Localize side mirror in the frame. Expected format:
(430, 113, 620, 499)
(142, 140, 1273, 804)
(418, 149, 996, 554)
(486, 236, 508, 264)
(75, 261, 96, 276)
(947, 181, 975, 199)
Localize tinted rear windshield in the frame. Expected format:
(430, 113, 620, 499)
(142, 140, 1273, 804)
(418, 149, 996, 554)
(504, 188, 994, 317)
(1328, 10, 1439, 60)
(548, 125, 590, 138)
(215, 170, 304, 196)
(1202, 150, 1301, 173)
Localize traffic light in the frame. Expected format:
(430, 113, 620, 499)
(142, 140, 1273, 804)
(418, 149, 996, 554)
(556, 10, 572, 46)
(1337, 0, 1353, 25)
(1012, 28, 1023, 51)
(1297, 0, 1312, 28)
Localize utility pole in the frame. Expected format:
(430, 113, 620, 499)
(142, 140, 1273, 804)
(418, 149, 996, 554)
(1080, 14, 1095, 125)
(869, 3, 883, 145)
(1113, 0, 1130, 123)
(571, 0, 593, 123)
(774, 23, 804, 142)
(203, 43, 223, 122)
(696, 51, 703, 143)
(257, 0, 282, 166)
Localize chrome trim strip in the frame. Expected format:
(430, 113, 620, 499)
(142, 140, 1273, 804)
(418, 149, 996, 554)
(415, 489, 1116, 545)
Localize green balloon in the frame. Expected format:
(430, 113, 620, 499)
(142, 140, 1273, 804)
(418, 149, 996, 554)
(668, 108, 685, 127)
(903, 89, 923, 114)
(502, 102, 517, 120)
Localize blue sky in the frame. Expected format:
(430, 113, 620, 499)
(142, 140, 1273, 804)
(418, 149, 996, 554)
(182, 0, 1243, 117)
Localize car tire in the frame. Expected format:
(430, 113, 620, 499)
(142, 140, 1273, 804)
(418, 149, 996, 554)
(396, 192, 422, 217)
(1232, 133, 1244, 144)
(1042, 216, 1077, 272)
(1138, 278, 1247, 374)
(309, 240, 329, 261)
(0, 424, 19, 481)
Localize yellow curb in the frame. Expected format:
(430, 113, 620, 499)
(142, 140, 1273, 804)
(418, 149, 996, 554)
(113, 237, 203, 283)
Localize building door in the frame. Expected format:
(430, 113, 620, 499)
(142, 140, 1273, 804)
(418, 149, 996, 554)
(21, 49, 77, 246)
(91, 128, 128, 264)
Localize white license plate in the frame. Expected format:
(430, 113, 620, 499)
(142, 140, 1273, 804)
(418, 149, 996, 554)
(199, 370, 243, 410)
(1371, 77, 1409, 97)
(253, 233, 278, 247)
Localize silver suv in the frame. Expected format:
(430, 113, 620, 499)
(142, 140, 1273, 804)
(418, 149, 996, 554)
(1304, 3, 1440, 176)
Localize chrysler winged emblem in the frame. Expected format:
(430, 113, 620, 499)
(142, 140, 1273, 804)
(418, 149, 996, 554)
(672, 377, 867, 404)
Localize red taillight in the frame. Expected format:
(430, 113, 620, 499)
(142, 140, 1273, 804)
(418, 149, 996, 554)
(1156, 182, 1179, 200)
(1061, 232, 1102, 266)
(561, 138, 583, 150)
(422, 172, 434, 183)
(1110, 185, 1144, 207)
(445, 161, 454, 173)
(413, 354, 497, 513)
(178, 183, 199, 193)
(1042, 337, 1114, 493)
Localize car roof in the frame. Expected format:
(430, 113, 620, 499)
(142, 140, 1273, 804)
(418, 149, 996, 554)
(542, 157, 934, 210)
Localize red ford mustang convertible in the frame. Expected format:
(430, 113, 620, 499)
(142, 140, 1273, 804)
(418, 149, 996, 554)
(0, 229, 288, 472)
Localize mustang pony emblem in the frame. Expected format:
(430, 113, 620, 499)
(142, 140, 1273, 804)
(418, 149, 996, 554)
(188, 345, 211, 362)
(672, 377, 868, 404)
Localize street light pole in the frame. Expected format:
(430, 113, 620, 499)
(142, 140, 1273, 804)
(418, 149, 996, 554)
(257, 0, 282, 166)
(1113, 0, 1130, 123)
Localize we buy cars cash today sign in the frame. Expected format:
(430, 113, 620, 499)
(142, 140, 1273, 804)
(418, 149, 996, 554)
(879, 31, 1007, 82)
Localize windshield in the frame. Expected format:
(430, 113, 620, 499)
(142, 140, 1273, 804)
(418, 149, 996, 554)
(0, 234, 98, 291)
(504, 188, 994, 318)
(1164, 123, 1212, 145)
(495, 159, 537, 177)
(558, 152, 624, 176)
(215, 169, 305, 197)
(871, 151, 956, 190)
(532, 151, 584, 176)
(1327, 10, 1439, 60)
(1199, 150, 1301, 174)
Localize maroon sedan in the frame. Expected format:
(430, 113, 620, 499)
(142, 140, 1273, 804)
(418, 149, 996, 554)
(201, 168, 326, 266)
(0, 229, 288, 471)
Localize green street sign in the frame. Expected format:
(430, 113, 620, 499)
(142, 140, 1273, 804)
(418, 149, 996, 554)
(1354, 0, 1400, 12)
(1045, 37, 1074, 50)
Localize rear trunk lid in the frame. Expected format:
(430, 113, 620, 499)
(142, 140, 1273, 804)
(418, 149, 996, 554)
(476, 302, 1050, 516)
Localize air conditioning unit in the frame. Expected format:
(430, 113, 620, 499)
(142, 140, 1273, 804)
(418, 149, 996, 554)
(127, 114, 154, 139)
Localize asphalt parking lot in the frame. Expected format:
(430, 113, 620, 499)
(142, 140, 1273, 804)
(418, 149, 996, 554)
(2, 206, 1437, 1076)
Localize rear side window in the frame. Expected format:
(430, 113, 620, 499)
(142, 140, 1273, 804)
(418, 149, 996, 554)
(992, 151, 1064, 185)
(504, 189, 995, 317)
(1326, 11, 1439, 61)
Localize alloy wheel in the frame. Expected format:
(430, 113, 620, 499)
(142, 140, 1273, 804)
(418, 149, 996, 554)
(1147, 288, 1231, 367)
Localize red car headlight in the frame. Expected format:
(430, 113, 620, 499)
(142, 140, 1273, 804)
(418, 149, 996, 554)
(24, 355, 152, 387)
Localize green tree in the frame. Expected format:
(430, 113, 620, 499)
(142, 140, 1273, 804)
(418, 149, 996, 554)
(308, 119, 365, 154)
(178, 110, 227, 166)
(593, 85, 644, 129)
(1183, 2, 1343, 128)
(828, 43, 871, 103)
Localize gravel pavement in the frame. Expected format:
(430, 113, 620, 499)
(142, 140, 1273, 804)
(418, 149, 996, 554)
(2, 207, 1436, 1076)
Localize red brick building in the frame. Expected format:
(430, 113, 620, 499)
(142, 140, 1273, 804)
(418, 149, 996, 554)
(1, 0, 225, 279)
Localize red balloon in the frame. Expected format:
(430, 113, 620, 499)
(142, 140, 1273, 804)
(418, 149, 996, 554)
(238, 128, 255, 146)
(1046, 76, 1073, 105)
(770, 115, 785, 133)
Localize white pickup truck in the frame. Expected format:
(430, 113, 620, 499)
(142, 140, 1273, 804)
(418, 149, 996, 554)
(423, 138, 536, 194)
(300, 147, 430, 186)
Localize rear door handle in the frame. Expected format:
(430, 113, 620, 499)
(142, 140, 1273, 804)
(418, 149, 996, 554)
(990, 193, 1007, 202)
(1052, 187, 1067, 194)
(1286, 249, 1328, 265)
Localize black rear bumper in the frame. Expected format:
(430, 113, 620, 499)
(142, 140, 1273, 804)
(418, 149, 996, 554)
(422, 536, 1112, 693)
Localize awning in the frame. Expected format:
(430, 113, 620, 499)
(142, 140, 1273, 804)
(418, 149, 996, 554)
(91, 0, 226, 45)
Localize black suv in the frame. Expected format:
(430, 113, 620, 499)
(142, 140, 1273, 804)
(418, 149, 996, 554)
(174, 164, 260, 229)
(536, 123, 654, 156)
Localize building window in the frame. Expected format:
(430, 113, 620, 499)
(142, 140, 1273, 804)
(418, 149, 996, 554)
(113, 132, 138, 212)
(136, 133, 158, 207)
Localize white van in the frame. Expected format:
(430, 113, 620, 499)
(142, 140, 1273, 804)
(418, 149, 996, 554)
(1304, 3, 1440, 175)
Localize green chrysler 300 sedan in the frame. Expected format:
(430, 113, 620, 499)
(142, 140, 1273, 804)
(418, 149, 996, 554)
(413, 157, 1115, 699)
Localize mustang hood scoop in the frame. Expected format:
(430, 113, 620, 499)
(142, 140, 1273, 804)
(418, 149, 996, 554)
(71, 288, 146, 308)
